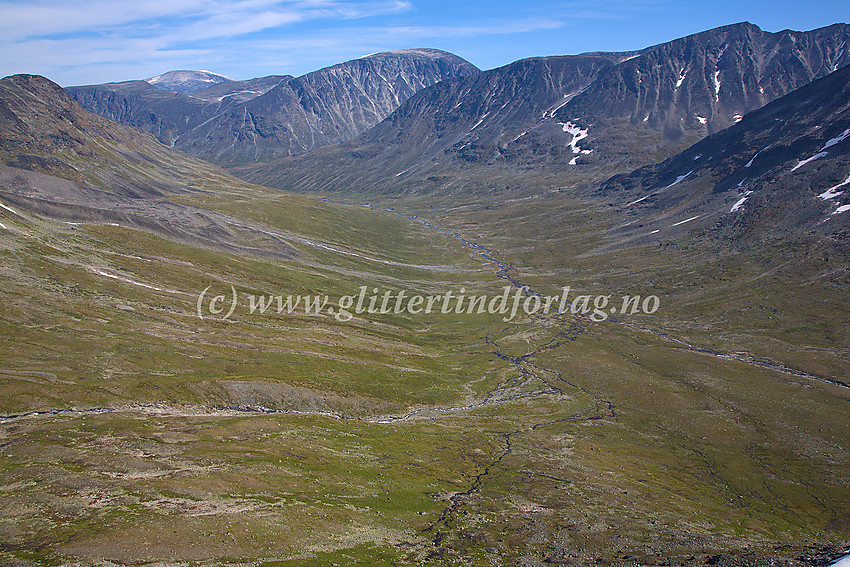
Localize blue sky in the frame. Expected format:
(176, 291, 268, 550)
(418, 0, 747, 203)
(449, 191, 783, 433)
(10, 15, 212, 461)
(1, 0, 848, 86)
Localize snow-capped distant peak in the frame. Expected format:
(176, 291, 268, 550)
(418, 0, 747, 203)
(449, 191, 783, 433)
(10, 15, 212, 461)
(358, 48, 458, 60)
(145, 70, 232, 93)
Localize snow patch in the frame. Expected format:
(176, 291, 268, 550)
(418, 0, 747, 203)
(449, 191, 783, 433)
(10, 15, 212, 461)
(146, 70, 230, 85)
(713, 70, 721, 102)
(469, 112, 490, 132)
(508, 131, 527, 144)
(730, 197, 748, 212)
(675, 68, 687, 88)
(91, 269, 180, 294)
(833, 204, 850, 215)
(670, 215, 700, 227)
(733, 113, 743, 123)
(693, 154, 701, 160)
(649, 229, 659, 234)
(213, 89, 263, 102)
(66, 221, 120, 227)
(544, 95, 570, 118)
(745, 147, 768, 168)
(731, 190, 753, 212)
(666, 171, 693, 188)
(696, 115, 707, 125)
(627, 193, 652, 207)
(0, 221, 7, 230)
(0, 201, 19, 216)
(558, 121, 592, 163)
(835, 42, 846, 71)
(791, 152, 828, 172)
(822, 127, 850, 150)
(818, 173, 850, 200)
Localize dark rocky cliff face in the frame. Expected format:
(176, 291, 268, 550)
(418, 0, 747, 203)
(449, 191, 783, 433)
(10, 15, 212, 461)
(173, 49, 480, 164)
(359, 53, 627, 165)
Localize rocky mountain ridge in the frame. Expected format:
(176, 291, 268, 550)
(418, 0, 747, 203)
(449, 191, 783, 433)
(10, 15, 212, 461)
(68, 49, 480, 165)
(235, 22, 850, 195)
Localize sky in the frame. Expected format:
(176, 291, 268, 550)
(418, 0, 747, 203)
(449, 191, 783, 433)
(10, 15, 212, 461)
(0, 0, 848, 86)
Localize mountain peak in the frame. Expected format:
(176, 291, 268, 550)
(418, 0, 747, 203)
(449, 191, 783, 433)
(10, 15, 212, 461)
(2, 73, 67, 97)
(144, 70, 232, 93)
(349, 48, 480, 74)
(359, 48, 466, 59)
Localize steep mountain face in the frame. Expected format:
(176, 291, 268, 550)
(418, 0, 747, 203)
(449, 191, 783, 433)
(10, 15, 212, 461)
(595, 63, 850, 248)
(66, 75, 291, 147)
(236, 23, 850, 195)
(358, 52, 627, 167)
(554, 22, 850, 162)
(69, 49, 479, 165)
(234, 52, 632, 191)
(0, 73, 181, 196)
(174, 48, 480, 164)
(145, 69, 232, 93)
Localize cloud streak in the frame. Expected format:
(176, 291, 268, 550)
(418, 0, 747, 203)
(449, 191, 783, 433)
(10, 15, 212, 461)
(0, 0, 425, 83)
(3, 0, 771, 86)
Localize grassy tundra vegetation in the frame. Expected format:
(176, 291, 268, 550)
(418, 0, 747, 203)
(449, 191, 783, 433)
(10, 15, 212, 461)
(1, 176, 848, 566)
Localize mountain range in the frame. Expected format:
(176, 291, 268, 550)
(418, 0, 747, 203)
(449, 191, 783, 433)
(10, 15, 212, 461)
(232, 22, 850, 195)
(0, 74, 296, 257)
(68, 49, 479, 165)
(6, 22, 850, 255)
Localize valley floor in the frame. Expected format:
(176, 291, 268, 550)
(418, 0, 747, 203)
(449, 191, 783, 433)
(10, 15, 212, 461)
(0, 187, 848, 566)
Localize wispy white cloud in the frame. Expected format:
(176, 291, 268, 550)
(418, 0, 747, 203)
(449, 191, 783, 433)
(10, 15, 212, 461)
(0, 0, 412, 40)
(0, 0, 667, 85)
(0, 0, 417, 83)
(0, 0, 207, 40)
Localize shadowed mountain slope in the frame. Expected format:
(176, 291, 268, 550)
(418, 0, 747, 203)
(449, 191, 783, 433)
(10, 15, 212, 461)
(594, 62, 850, 248)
